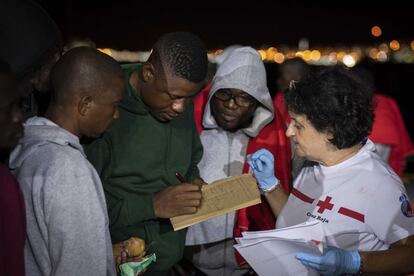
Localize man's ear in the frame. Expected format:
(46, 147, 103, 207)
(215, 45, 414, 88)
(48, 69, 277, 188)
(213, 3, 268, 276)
(78, 95, 93, 116)
(142, 62, 155, 83)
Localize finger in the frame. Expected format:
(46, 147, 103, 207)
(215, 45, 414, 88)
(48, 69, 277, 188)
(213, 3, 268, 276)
(247, 159, 257, 170)
(181, 199, 202, 207)
(251, 148, 270, 159)
(121, 250, 128, 264)
(177, 183, 202, 192)
(295, 253, 323, 264)
(115, 255, 122, 267)
(253, 159, 263, 171)
(258, 153, 274, 165)
(298, 259, 323, 271)
(297, 257, 327, 272)
(191, 179, 206, 187)
(180, 206, 198, 214)
(177, 191, 203, 201)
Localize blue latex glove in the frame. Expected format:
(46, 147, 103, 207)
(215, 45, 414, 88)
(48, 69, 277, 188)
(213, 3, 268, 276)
(247, 149, 278, 192)
(296, 246, 361, 276)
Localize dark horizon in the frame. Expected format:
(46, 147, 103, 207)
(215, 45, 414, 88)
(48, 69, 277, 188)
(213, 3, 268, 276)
(37, 1, 414, 50)
(34, 0, 414, 142)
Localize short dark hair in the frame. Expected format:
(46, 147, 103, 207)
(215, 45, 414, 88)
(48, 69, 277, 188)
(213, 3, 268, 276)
(51, 47, 122, 105)
(285, 67, 374, 149)
(149, 32, 208, 83)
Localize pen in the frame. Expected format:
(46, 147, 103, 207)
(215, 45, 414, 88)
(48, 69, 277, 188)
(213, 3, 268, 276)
(175, 172, 186, 183)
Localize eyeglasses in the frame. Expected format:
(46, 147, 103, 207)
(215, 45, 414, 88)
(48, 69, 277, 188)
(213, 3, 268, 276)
(214, 90, 256, 107)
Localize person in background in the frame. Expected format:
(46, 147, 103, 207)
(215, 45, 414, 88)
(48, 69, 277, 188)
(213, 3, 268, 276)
(185, 46, 292, 275)
(62, 35, 97, 54)
(99, 47, 150, 63)
(249, 67, 414, 275)
(351, 65, 414, 177)
(84, 32, 208, 275)
(0, 59, 25, 276)
(273, 58, 310, 179)
(273, 57, 310, 125)
(9, 48, 124, 276)
(0, 0, 62, 117)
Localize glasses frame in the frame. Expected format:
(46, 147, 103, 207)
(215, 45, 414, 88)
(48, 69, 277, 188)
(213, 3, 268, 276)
(214, 90, 256, 107)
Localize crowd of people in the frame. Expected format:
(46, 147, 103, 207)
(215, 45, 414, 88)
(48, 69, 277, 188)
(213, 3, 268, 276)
(1, 1, 414, 276)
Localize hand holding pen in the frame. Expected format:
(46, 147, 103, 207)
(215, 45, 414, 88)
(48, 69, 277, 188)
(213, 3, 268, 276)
(152, 172, 203, 218)
(175, 172, 186, 183)
(175, 172, 206, 186)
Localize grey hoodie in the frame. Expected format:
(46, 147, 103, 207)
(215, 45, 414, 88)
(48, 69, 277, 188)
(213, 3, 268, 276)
(9, 117, 115, 276)
(185, 47, 275, 276)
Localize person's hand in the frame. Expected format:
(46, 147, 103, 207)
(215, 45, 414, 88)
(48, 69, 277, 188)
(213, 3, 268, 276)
(296, 246, 361, 275)
(153, 183, 202, 218)
(115, 250, 146, 274)
(192, 178, 207, 186)
(248, 149, 278, 192)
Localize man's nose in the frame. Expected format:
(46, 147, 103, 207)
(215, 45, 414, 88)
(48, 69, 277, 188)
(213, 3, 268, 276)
(224, 98, 238, 109)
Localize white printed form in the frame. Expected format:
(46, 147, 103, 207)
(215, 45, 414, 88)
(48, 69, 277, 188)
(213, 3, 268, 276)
(234, 220, 325, 276)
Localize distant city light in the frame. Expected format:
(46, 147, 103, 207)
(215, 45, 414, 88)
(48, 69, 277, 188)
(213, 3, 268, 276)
(257, 50, 267, 60)
(101, 41, 414, 66)
(98, 48, 112, 56)
(371, 25, 382, 37)
(206, 42, 414, 66)
(390, 40, 400, 51)
(343, 55, 356, 67)
(377, 51, 388, 62)
(311, 50, 321, 61)
(273, 53, 285, 64)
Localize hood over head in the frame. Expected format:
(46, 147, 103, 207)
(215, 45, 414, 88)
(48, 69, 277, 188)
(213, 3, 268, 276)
(203, 46, 274, 137)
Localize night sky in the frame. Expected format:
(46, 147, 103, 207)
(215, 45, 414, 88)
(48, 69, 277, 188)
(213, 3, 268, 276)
(33, 0, 414, 145)
(36, 0, 414, 50)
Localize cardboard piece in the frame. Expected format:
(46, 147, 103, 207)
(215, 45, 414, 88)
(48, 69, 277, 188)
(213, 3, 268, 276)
(170, 174, 261, 231)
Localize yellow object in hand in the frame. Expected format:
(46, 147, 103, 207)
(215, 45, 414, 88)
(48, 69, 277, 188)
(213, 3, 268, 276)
(113, 237, 146, 258)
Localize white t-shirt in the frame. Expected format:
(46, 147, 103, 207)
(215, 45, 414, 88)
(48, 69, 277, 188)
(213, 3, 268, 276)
(277, 139, 414, 251)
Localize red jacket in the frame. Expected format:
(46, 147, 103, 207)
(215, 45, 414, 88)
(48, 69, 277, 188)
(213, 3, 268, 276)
(369, 94, 414, 176)
(273, 91, 290, 125)
(193, 85, 292, 265)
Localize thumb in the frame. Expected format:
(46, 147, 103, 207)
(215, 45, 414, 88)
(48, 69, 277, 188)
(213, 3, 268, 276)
(296, 252, 323, 264)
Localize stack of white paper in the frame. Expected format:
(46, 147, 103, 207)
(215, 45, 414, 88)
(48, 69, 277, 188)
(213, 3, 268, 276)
(234, 220, 325, 276)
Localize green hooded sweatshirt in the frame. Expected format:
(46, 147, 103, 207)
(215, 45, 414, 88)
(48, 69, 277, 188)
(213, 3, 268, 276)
(84, 63, 203, 275)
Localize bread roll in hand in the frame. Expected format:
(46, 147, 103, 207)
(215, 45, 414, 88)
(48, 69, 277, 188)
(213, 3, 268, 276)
(113, 237, 146, 259)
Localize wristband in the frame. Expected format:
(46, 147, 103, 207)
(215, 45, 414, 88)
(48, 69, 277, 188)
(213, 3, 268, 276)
(260, 179, 279, 193)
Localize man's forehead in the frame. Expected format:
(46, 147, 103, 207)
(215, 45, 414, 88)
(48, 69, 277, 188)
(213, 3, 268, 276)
(161, 74, 202, 97)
